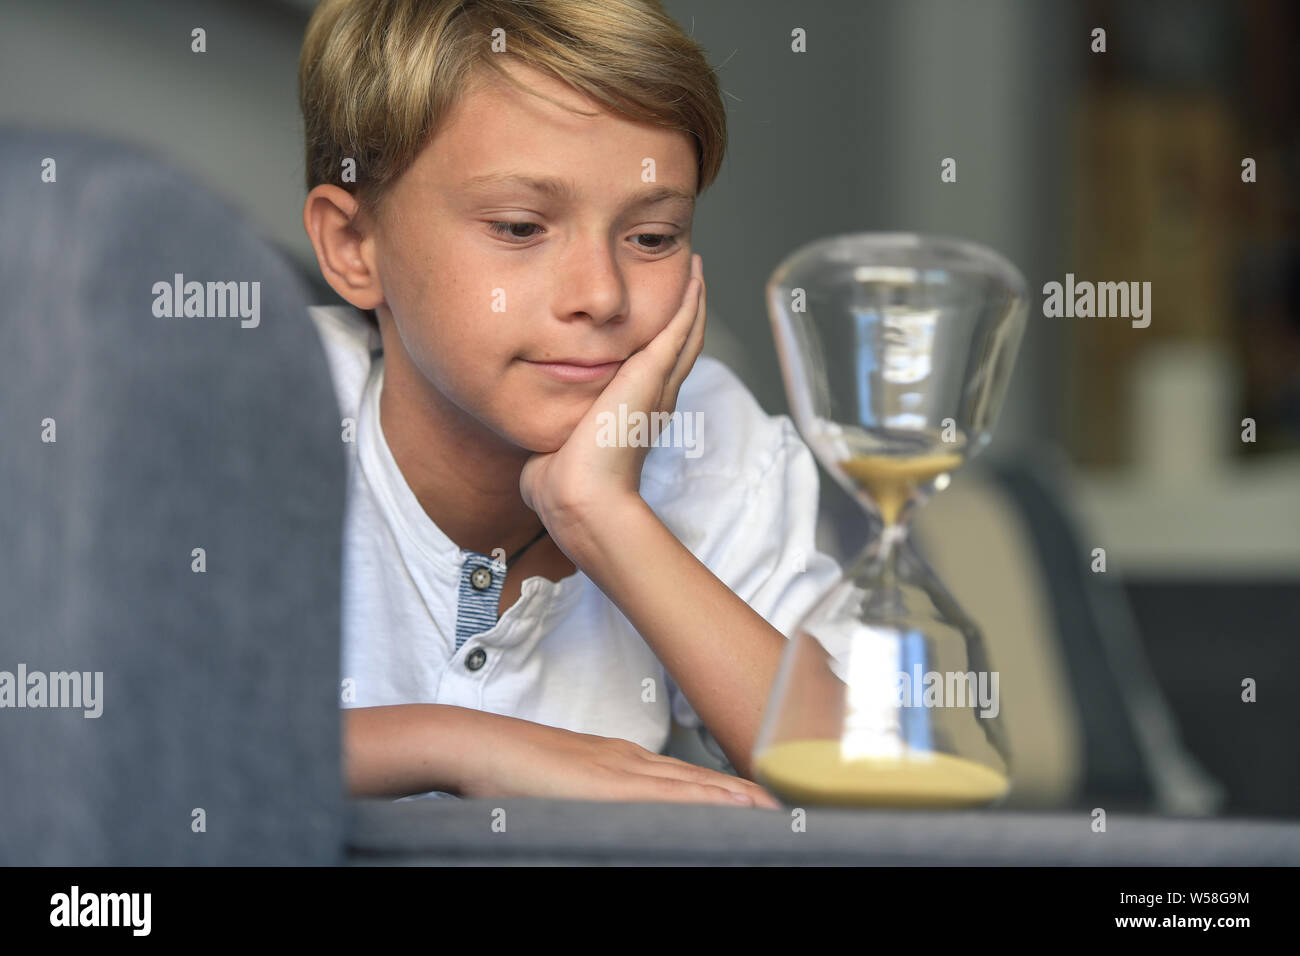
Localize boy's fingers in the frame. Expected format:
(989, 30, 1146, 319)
(626, 774, 760, 808)
(633, 751, 781, 808)
(617, 255, 702, 415)
(643, 261, 701, 374)
(666, 265, 705, 402)
(658, 254, 704, 409)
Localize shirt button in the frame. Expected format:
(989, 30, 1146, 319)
(470, 567, 492, 591)
(466, 647, 487, 671)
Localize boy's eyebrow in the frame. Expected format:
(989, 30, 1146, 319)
(459, 171, 695, 209)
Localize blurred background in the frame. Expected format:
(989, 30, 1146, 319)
(2, 0, 1295, 821)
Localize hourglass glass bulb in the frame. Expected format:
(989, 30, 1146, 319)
(755, 233, 1030, 809)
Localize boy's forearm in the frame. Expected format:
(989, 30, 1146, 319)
(563, 497, 789, 781)
(342, 703, 496, 798)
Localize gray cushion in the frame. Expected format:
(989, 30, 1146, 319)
(346, 797, 1300, 865)
(0, 126, 346, 864)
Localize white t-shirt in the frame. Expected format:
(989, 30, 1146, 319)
(308, 304, 843, 798)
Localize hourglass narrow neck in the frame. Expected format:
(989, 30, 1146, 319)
(877, 519, 909, 562)
(840, 451, 962, 551)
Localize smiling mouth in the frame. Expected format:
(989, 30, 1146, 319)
(522, 358, 623, 383)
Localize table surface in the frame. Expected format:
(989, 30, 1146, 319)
(343, 798, 1300, 866)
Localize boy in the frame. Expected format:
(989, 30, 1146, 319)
(299, 0, 840, 809)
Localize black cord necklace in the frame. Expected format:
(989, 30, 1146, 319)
(502, 525, 549, 569)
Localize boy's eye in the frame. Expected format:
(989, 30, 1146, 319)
(488, 221, 542, 241)
(486, 221, 679, 253)
(632, 233, 678, 251)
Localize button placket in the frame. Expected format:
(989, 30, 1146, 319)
(455, 553, 506, 653)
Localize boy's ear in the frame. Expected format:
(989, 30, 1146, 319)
(302, 185, 385, 311)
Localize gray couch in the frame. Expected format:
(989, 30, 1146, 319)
(0, 127, 344, 864)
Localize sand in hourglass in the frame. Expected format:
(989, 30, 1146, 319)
(839, 452, 965, 525)
(752, 449, 1010, 808)
(754, 741, 1009, 807)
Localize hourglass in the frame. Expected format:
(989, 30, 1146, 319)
(752, 233, 1029, 808)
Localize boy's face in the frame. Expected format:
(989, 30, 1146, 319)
(369, 59, 699, 454)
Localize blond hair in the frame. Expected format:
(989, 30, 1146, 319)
(299, 0, 728, 217)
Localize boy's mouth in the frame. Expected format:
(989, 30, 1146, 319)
(522, 357, 623, 383)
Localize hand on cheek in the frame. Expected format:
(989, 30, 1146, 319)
(519, 253, 707, 549)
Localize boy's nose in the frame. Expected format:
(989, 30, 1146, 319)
(554, 245, 628, 325)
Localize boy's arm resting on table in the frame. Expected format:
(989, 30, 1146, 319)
(340, 702, 783, 807)
(342, 703, 491, 798)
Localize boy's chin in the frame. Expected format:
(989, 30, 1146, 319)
(496, 419, 581, 456)
(494, 398, 595, 455)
